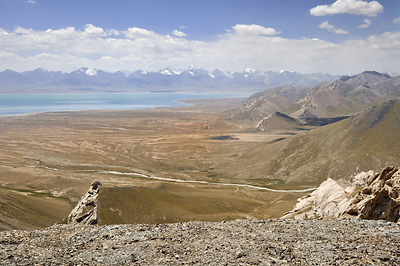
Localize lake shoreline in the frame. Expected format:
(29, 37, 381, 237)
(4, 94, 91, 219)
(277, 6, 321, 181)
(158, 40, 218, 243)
(0, 92, 249, 117)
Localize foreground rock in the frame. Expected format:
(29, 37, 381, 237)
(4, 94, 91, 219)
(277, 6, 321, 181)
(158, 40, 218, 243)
(67, 180, 102, 225)
(344, 166, 400, 222)
(283, 167, 400, 223)
(1, 219, 399, 265)
(281, 178, 356, 219)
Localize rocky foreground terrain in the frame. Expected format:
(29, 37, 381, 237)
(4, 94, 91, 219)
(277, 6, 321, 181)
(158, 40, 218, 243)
(1, 219, 399, 265)
(2, 166, 400, 265)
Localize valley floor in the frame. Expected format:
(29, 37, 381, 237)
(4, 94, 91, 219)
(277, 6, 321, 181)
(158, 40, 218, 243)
(0, 98, 312, 230)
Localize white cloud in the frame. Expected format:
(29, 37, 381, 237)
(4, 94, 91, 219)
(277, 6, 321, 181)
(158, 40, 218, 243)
(358, 19, 372, 28)
(394, 17, 400, 24)
(172, 29, 186, 37)
(231, 24, 280, 36)
(14, 27, 35, 35)
(123, 27, 157, 39)
(310, 0, 383, 17)
(318, 21, 349, 34)
(0, 24, 399, 75)
(26, 0, 36, 4)
(0, 51, 18, 60)
(44, 27, 78, 39)
(84, 24, 106, 37)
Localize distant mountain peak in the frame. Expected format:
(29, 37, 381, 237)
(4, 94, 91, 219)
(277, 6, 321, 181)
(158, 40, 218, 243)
(0, 67, 340, 93)
(361, 70, 392, 78)
(32, 67, 48, 73)
(280, 69, 295, 74)
(340, 70, 392, 83)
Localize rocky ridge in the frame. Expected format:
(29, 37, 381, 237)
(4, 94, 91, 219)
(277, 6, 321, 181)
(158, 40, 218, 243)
(1, 219, 399, 265)
(345, 166, 400, 222)
(230, 71, 399, 124)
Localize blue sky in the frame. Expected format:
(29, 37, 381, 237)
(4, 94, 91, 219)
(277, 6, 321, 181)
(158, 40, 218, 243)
(0, 0, 399, 74)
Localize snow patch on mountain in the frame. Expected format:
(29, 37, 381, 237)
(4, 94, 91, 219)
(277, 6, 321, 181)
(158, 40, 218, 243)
(85, 68, 98, 76)
(245, 68, 256, 74)
(160, 69, 173, 75)
(280, 69, 295, 74)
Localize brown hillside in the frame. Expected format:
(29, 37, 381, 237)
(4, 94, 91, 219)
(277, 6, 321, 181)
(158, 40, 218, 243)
(231, 100, 400, 183)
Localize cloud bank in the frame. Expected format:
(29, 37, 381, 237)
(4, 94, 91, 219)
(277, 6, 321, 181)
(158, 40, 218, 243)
(0, 24, 399, 75)
(310, 0, 383, 17)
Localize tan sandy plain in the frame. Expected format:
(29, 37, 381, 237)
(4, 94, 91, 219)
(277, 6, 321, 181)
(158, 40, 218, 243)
(0, 98, 308, 230)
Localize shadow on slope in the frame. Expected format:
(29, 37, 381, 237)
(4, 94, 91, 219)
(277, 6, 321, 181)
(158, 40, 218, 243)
(304, 116, 350, 126)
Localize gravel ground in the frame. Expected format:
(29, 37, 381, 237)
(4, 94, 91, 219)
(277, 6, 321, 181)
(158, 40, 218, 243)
(1, 219, 399, 265)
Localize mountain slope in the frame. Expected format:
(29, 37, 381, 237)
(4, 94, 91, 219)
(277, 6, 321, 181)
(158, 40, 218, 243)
(230, 94, 299, 120)
(248, 85, 308, 102)
(256, 112, 303, 132)
(232, 71, 400, 126)
(232, 100, 400, 183)
(374, 75, 400, 97)
(228, 85, 307, 121)
(325, 71, 398, 102)
(292, 85, 369, 119)
(293, 71, 399, 119)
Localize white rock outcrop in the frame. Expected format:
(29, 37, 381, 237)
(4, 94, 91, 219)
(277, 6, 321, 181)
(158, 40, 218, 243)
(281, 178, 356, 219)
(282, 170, 376, 220)
(67, 180, 102, 225)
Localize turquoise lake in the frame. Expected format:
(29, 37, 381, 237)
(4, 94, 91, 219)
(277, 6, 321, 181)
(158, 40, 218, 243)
(0, 92, 249, 116)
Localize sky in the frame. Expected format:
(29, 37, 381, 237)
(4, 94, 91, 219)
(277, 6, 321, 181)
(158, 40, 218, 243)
(0, 0, 399, 75)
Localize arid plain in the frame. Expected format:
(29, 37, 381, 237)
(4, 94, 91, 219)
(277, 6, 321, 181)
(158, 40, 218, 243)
(0, 98, 312, 230)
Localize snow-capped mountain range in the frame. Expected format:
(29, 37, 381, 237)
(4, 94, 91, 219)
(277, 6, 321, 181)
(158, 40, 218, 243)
(0, 66, 338, 93)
